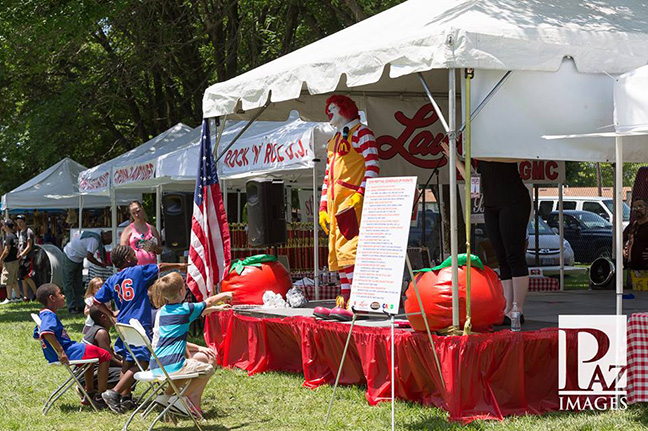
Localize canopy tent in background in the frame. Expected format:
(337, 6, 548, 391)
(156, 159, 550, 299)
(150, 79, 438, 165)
(201, 0, 648, 326)
(78, 122, 193, 195)
(107, 125, 203, 192)
(155, 113, 334, 186)
(1, 157, 139, 211)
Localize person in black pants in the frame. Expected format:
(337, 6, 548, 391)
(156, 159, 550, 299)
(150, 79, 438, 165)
(442, 143, 531, 323)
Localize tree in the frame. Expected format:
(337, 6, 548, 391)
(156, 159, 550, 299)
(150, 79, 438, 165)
(0, 0, 406, 193)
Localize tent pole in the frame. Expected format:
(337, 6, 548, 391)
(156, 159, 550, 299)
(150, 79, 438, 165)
(558, 183, 565, 290)
(156, 185, 162, 264)
(448, 68, 459, 328)
(110, 188, 117, 247)
(237, 189, 242, 223)
(223, 180, 228, 222)
(214, 103, 269, 165)
(313, 159, 320, 300)
(463, 68, 474, 335)
(420, 69, 459, 327)
(78, 195, 84, 231)
(418, 73, 450, 133)
(615, 137, 623, 315)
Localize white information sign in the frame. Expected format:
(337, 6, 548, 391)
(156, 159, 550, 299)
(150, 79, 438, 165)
(349, 177, 417, 314)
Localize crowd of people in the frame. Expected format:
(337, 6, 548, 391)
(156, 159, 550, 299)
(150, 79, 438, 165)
(33, 244, 233, 416)
(0, 200, 233, 418)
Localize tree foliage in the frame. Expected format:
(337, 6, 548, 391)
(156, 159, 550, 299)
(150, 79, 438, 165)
(565, 161, 646, 188)
(0, 0, 405, 194)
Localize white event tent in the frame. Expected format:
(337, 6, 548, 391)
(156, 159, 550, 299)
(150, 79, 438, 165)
(1, 157, 137, 211)
(79, 123, 195, 244)
(155, 115, 333, 225)
(202, 0, 648, 319)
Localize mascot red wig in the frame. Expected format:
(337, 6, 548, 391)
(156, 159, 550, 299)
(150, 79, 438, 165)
(325, 95, 360, 122)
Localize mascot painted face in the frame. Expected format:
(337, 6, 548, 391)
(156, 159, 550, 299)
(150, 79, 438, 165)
(325, 95, 360, 129)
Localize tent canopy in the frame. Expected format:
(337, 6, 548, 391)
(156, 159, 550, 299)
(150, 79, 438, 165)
(203, 0, 648, 121)
(79, 123, 192, 194)
(108, 125, 203, 192)
(1, 158, 139, 210)
(156, 113, 334, 188)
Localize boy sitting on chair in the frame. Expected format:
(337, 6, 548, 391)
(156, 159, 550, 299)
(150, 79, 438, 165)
(93, 245, 188, 413)
(34, 283, 111, 408)
(151, 272, 232, 417)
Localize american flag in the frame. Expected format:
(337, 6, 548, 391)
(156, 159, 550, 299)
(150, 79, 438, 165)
(187, 119, 231, 301)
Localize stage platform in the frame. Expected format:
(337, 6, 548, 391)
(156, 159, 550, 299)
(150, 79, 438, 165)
(232, 289, 648, 331)
(204, 289, 648, 423)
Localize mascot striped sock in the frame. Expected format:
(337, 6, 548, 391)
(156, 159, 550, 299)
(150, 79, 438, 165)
(339, 265, 354, 302)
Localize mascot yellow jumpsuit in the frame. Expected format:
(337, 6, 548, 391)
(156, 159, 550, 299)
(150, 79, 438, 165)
(319, 95, 380, 301)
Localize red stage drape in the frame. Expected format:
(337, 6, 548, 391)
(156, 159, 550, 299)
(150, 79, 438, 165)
(204, 310, 562, 423)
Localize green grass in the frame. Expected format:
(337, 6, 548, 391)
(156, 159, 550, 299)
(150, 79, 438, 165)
(3, 301, 648, 430)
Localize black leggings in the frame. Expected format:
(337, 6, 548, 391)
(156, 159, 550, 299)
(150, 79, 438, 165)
(484, 197, 531, 280)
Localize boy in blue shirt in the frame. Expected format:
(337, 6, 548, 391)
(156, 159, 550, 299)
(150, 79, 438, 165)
(151, 272, 232, 418)
(93, 245, 187, 413)
(34, 283, 111, 407)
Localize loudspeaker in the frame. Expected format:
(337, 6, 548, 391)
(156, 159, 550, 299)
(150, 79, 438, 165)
(162, 192, 193, 250)
(246, 179, 287, 247)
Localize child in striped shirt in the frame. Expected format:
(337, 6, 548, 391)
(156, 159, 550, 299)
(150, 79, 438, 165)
(150, 272, 232, 417)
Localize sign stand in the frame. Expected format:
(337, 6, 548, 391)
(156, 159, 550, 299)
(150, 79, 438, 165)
(323, 177, 445, 430)
(324, 254, 445, 431)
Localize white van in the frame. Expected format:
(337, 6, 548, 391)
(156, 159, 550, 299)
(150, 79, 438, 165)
(537, 196, 630, 228)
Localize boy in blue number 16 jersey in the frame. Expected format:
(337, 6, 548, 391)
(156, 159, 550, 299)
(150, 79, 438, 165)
(93, 245, 187, 413)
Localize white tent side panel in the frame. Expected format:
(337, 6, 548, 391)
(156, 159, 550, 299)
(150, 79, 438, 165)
(615, 65, 648, 133)
(470, 59, 619, 161)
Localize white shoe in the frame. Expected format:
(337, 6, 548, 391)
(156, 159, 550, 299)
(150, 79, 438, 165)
(11, 298, 21, 303)
(0, 299, 10, 305)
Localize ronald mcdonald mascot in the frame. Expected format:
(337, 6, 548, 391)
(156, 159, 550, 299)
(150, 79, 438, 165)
(319, 95, 380, 302)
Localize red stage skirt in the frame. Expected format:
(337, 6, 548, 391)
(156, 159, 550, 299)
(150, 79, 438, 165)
(204, 310, 560, 423)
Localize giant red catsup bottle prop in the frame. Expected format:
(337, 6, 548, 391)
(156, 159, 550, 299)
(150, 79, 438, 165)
(221, 255, 292, 305)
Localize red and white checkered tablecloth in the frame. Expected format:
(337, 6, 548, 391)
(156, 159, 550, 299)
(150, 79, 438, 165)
(627, 313, 648, 404)
(302, 283, 340, 300)
(528, 276, 560, 292)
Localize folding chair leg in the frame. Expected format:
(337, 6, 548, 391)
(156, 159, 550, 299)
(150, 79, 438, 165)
(42, 375, 75, 415)
(123, 383, 166, 431)
(147, 384, 202, 431)
(64, 364, 99, 413)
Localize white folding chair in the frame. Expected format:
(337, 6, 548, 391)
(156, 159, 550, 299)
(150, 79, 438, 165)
(30, 313, 100, 414)
(116, 319, 204, 431)
(111, 321, 160, 408)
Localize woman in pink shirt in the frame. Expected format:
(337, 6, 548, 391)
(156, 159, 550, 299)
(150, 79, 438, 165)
(119, 201, 162, 265)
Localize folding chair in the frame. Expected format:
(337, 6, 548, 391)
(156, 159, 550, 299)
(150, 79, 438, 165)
(116, 319, 204, 431)
(30, 313, 100, 414)
(111, 322, 158, 402)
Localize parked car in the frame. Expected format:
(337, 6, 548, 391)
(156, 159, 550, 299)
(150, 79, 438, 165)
(526, 217, 575, 266)
(538, 196, 630, 228)
(546, 210, 612, 263)
(408, 210, 441, 264)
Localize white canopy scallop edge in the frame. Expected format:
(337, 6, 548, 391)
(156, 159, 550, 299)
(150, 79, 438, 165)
(203, 0, 648, 120)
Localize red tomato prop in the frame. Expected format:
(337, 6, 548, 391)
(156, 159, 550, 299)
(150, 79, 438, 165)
(404, 265, 505, 332)
(221, 255, 292, 305)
